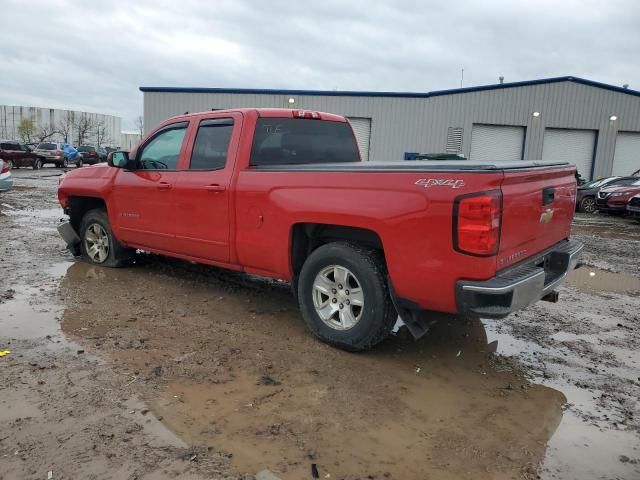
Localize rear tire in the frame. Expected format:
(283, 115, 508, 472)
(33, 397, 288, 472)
(579, 196, 596, 214)
(79, 209, 133, 267)
(7, 159, 14, 169)
(297, 242, 396, 351)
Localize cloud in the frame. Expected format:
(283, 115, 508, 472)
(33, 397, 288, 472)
(1, 0, 638, 128)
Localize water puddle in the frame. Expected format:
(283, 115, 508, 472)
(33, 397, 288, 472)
(0, 262, 73, 351)
(484, 318, 640, 480)
(567, 265, 640, 296)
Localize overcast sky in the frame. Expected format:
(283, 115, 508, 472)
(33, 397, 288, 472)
(1, 0, 638, 129)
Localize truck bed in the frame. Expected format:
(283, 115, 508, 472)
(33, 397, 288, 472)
(253, 160, 570, 172)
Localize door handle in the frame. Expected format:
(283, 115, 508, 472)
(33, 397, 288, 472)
(205, 184, 226, 192)
(157, 182, 172, 190)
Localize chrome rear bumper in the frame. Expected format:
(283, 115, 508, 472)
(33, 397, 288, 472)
(456, 239, 583, 318)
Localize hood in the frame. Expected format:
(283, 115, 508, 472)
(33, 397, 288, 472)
(599, 184, 640, 194)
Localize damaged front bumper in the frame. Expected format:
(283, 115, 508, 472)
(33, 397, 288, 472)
(456, 239, 583, 318)
(57, 221, 81, 252)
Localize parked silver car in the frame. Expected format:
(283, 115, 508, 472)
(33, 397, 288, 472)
(0, 158, 13, 192)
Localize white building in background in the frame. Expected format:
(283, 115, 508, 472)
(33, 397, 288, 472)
(120, 131, 142, 150)
(0, 105, 133, 148)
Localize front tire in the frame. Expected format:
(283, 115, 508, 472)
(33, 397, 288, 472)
(76, 158, 84, 168)
(79, 209, 132, 267)
(33, 158, 42, 170)
(297, 242, 396, 351)
(579, 196, 596, 214)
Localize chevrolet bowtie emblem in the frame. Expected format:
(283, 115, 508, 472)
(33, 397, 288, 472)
(540, 208, 554, 224)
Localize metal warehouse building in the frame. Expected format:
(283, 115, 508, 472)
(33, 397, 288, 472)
(141, 76, 640, 180)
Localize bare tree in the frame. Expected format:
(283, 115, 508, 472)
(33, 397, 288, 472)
(17, 118, 35, 143)
(56, 111, 75, 143)
(93, 119, 112, 147)
(134, 115, 144, 137)
(36, 124, 57, 143)
(74, 113, 96, 146)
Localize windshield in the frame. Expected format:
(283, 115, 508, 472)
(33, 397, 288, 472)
(37, 143, 57, 150)
(583, 177, 617, 188)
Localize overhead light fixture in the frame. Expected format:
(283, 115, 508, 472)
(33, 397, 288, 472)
(288, 98, 295, 104)
(532, 111, 540, 117)
(609, 115, 618, 121)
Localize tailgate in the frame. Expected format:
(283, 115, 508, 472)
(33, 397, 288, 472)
(498, 166, 576, 269)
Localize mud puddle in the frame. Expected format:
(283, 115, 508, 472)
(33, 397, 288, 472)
(55, 260, 570, 479)
(567, 265, 640, 296)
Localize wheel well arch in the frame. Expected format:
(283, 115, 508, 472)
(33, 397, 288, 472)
(290, 223, 385, 278)
(67, 196, 107, 232)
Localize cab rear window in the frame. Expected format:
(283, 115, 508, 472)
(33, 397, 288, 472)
(249, 119, 360, 166)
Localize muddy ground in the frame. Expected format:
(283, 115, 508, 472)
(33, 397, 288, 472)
(1, 167, 639, 480)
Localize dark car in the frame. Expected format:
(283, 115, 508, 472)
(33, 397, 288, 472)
(576, 176, 638, 213)
(0, 141, 47, 169)
(77, 145, 107, 165)
(595, 179, 640, 213)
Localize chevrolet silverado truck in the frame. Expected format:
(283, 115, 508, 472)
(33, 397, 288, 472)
(57, 108, 583, 350)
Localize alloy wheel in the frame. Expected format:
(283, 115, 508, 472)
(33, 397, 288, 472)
(84, 223, 110, 263)
(312, 265, 364, 330)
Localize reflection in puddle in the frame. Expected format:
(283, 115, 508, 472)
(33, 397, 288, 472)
(567, 265, 640, 296)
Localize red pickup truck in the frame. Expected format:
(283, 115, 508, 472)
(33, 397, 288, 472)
(57, 108, 583, 350)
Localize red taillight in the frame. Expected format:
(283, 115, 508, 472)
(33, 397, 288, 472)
(453, 191, 502, 256)
(1, 160, 9, 174)
(292, 110, 321, 119)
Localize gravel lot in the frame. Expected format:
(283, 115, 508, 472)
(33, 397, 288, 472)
(1, 167, 639, 480)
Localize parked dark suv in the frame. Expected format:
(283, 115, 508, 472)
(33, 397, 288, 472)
(77, 145, 107, 165)
(577, 176, 639, 213)
(0, 141, 47, 169)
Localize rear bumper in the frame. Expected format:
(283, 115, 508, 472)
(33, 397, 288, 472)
(0, 175, 13, 192)
(456, 239, 583, 318)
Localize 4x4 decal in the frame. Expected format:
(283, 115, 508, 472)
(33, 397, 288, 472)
(415, 178, 466, 189)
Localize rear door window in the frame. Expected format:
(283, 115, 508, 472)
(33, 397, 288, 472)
(189, 119, 233, 170)
(249, 118, 360, 166)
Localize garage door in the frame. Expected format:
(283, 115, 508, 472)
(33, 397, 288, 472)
(470, 124, 525, 161)
(612, 132, 640, 176)
(347, 117, 371, 161)
(542, 128, 596, 180)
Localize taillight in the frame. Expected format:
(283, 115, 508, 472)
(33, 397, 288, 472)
(453, 191, 502, 256)
(1, 160, 9, 174)
(292, 110, 321, 119)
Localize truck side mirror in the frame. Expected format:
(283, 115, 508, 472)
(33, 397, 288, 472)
(108, 151, 132, 169)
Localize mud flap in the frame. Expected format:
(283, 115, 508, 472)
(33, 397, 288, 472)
(387, 277, 437, 340)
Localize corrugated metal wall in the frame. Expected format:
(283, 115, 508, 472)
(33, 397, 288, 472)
(143, 81, 640, 178)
